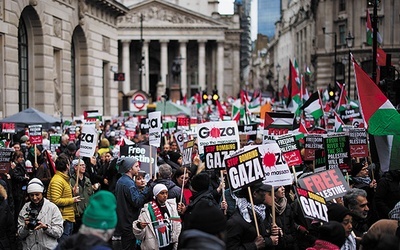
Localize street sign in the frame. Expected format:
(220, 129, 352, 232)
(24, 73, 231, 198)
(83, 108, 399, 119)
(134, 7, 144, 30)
(130, 93, 149, 111)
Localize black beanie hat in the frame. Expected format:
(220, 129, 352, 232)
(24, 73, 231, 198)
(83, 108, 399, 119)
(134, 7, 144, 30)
(319, 221, 346, 247)
(327, 203, 352, 222)
(168, 151, 182, 164)
(191, 172, 210, 192)
(352, 162, 364, 176)
(188, 199, 227, 234)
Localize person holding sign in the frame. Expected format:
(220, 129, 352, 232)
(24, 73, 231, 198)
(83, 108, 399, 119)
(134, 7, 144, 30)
(133, 184, 182, 250)
(226, 182, 274, 249)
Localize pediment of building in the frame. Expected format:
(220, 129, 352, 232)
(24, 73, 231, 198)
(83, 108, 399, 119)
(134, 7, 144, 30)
(117, 0, 226, 28)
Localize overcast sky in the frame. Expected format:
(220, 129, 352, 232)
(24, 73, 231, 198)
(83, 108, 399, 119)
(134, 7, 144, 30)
(218, 0, 258, 41)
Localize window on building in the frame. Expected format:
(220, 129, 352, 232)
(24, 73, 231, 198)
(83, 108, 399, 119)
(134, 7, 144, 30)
(339, 25, 346, 45)
(18, 18, 29, 111)
(71, 40, 76, 115)
(339, 0, 346, 11)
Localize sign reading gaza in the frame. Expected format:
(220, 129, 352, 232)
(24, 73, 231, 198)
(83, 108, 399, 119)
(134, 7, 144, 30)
(296, 187, 328, 222)
(297, 168, 350, 201)
(224, 147, 263, 191)
(204, 142, 238, 170)
(196, 121, 239, 154)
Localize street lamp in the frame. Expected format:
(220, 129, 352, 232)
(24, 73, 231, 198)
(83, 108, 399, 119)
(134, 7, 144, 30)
(323, 27, 337, 87)
(276, 63, 281, 101)
(345, 32, 354, 99)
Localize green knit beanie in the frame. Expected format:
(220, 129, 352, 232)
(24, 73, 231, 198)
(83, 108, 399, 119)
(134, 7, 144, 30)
(82, 190, 117, 230)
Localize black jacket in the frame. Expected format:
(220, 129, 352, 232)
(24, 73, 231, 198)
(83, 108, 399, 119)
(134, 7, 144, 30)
(54, 233, 111, 250)
(374, 170, 400, 219)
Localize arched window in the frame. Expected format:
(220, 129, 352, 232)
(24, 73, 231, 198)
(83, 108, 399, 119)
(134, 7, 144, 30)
(18, 18, 28, 111)
(71, 40, 76, 115)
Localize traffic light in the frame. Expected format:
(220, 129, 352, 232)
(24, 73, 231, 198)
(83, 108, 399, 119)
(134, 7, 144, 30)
(212, 90, 219, 105)
(202, 90, 208, 102)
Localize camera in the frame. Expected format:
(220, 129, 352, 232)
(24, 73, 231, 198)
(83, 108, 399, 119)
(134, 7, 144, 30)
(26, 208, 39, 230)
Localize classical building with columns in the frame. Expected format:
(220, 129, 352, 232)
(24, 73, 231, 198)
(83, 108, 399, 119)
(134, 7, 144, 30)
(116, 0, 242, 109)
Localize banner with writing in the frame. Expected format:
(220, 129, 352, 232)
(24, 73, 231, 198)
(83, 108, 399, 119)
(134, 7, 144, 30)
(50, 134, 62, 152)
(296, 186, 328, 222)
(297, 168, 350, 201)
(304, 134, 324, 161)
(148, 111, 162, 147)
(324, 134, 351, 172)
(204, 142, 238, 170)
(80, 124, 98, 157)
(29, 125, 42, 145)
(225, 147, 263, 191)
(314, 149, 327, 173)
(275, 134, 302, 166)
(1, 123, 15, 134)
(182, 140, 195, 168)
(349, 128, 369, 158)
(238, 123, 258, 140)
(120, 144, 157, 174)
(196, 121, 239, 154)
(0, 148, 13, 174)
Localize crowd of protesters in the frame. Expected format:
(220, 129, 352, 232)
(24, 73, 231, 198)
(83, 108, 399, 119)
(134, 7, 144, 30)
(0, 121, 400, 250)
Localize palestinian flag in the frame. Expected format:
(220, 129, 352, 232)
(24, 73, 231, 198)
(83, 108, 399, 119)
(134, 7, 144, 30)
(288, 60, 302, 115)
(333, 111, 344, 132)
(336, 82, 347, 112)
(366, 9, 382, 46)
(300, 91, 323, 120)
(353, 56, 400, 171)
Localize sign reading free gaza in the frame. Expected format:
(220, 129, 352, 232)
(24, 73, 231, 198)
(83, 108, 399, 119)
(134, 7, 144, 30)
(225, 147, 263, 191)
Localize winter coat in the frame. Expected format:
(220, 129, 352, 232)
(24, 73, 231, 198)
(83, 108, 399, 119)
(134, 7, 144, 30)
(114, 174, 150, 234)
(47, 171, 76, 222)
(69, 174, 93, 218)
(178, 229, 225, 250)
(374, 170, 400, 219)
(0, 186, 15, 250)
(18, 198, 63, 250)
(54, 233, 112, 250)
(132, 199, 181, 250)
(307, 240, 340, 250)
(151, 179, 183, 204)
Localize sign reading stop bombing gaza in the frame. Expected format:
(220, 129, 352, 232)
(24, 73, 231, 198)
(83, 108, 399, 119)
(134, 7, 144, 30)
(296, 186, 328, 222)
(224, 147, 263, 191)
(196, 121, 239, 155)
(204, 142, 238, 170)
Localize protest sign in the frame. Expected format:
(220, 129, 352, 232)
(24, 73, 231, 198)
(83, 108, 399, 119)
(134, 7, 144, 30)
(79, 124, 98, 157)
(0, 148, 13, 174)
(248, 143, 293, 187)
(119, 144, 156, 174)
(349, 128, 369, 158)
(340, 108, 361, 124)
(139, 118, 149, 134)
(29, 125, 42, 145)
(225, 147, 263, 191)
(196, 121, 239, 154)
(275, 134, 302, 166)
(324, 134, 351, 172)
(297, 168, 350, 201)
(204, 142, 238, 170)
(163, 121, 176, 135)
(263, 112, 294, 144)
(238, 123, 258, 140)
(68, 126, 76, 141)
(50, 134, 62, 152)
(174, 131, 185, 152)
(304, 134, 324, 161)
(148, 111, 162, 147)
(177, 117, 190, 131)
(182, 140, 195, 168)
(314, 149, 327, 173)
(1, 123, 15, 134)
(296, 187, 328, 222)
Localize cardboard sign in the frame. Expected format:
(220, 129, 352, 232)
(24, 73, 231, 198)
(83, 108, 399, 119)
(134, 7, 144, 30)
(196, 121, 239, 154)
(0, 148, 13, 174)
(275, 134, 302, 166)
(225, 147, 263, 191)
(249, 143, 293, 187)
(29, 125, 42, 145)
(304, 134, 324, 161)
(204, 142, 238, 170)
(324, 134, 351, 172)
(349, 128, 369, 158)
(119, 144, 157, 174)
(182, 140, 195, 168)
(296, 187, 328, 222)
(80, 124, 98, 157)
(2, 123, 15, 134)
(297, 168, 350, 201)
(50, 134, 62, 152)
(148, 111, 162, 147)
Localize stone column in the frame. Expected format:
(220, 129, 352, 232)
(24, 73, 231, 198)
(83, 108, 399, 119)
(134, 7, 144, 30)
(160, 40, 168, 95)
(217, 40, 224, 100)
(122, 40, 130, 94)
(142, 40, 149, 94)
(198, 40, 206, 91)
(179, 40, 188, 97)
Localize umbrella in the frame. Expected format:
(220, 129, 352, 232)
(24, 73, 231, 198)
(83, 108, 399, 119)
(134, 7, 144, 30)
(156, 101, 191, 116)
(0, 108, 61, 130)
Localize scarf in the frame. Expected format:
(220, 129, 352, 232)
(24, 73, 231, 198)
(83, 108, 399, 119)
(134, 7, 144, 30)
(341, 235, 356, 250)
(148, 200, 172, 248)
(275, 197, 287, 215)
(236, 197, 266, 223)
(352, 176, 371, 186)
